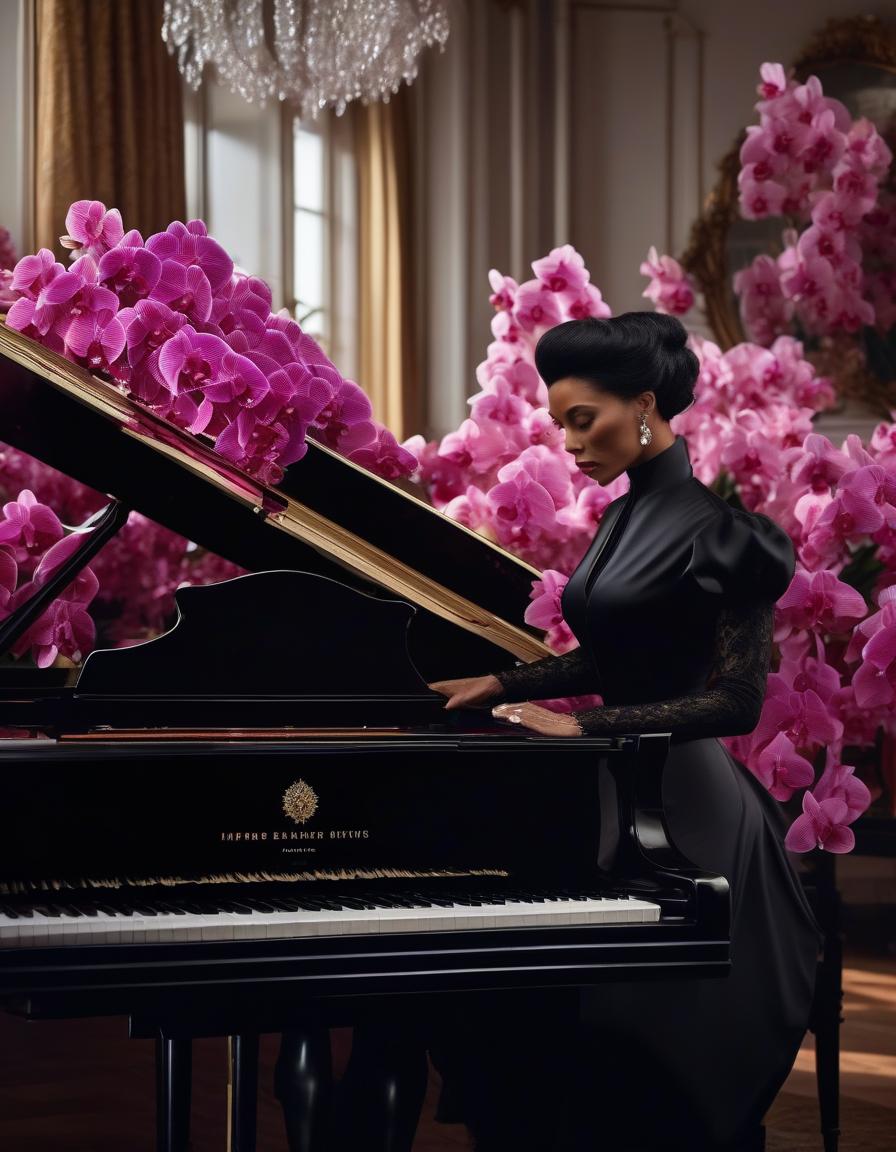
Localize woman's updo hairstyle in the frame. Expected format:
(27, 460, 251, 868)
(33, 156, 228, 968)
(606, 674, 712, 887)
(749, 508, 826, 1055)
(534, 311, 698, 421)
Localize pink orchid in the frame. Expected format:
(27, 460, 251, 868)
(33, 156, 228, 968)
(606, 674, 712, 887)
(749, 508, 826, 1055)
(525, 571, 579, 653)
(753, 731, 815, 800)
(757, 63, 789, 101)
(65, 312, 127, 375)
(498, 445, 574, 512)
(798, 108, 845, 175)
(831, 682, 886, 753)
(524, 569, 569, 631)
(469, 375, 531, 429)
(13, 591, 97, 668)
(440, 485, 493, 534)
(813, 752, 871, 823)
(311, 379, 374, 451)
(490, 308, 526, 346)
(488, 270, 518, 312)
(852, 616, 896, 709)
(775, 568, 868, 636)
(843, 118, 892, 178)
(738, 172, 789, 219)
(150, 260, 213, 324)
(733, 255, 793, 344)
(837, 464, 896, 534)
(401, 437, 467, 507)
(98, 244, 162, 308)
(61, 200, 124, 260)
(214, 411, 294, 485)
(10, 248, 65, 299)
(640, 247, 696, 315)
(347, 427, 418, 480)
(486, 472, 558, 550)
(145, 220, 233, 293)
(531, 245, 589, 302)
(753, 679, 843, 755)
(525, 408, 566, 451)
(565, 282, 612, 320)
(0, 490, 63, 554)
(785, 791, 855, 853)
(438, 419, 513, 477)
(211, 274, 271, 341)
(513, 279, 564, 333)
(155, 327, 270, 436)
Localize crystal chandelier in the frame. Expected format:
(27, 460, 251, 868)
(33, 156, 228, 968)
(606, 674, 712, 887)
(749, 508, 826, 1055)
(162, 0, 451, 120)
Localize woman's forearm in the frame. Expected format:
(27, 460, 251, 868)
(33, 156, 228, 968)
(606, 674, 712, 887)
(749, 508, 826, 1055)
(494, 648, 600, 703)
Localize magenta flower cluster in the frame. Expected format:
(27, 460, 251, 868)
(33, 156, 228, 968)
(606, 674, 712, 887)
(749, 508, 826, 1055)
(733, 63, 894, 342)
(403, 241, 896, 851)
(0, 445, 244, 664)
(0, 489, 98, 667)
(4, 201, 416, 486)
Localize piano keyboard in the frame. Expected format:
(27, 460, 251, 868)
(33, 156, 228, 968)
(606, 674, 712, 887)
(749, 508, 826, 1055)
(0, 888, 661, 948)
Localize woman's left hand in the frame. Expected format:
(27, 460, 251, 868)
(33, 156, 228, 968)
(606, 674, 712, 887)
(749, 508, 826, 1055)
(492, 702, 584, 737)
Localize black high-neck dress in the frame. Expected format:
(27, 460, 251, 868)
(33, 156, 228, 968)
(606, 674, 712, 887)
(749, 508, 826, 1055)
(460, 435, 821, 1150)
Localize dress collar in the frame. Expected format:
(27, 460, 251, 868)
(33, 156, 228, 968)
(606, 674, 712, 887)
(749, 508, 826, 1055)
(625, 434, 693, 496)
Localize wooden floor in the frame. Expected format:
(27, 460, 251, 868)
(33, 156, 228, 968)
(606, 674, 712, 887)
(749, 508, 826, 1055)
(0, 953, 893, 1151)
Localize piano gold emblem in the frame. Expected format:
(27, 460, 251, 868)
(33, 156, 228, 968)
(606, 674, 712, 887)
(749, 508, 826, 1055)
(282, 780, 319, 824)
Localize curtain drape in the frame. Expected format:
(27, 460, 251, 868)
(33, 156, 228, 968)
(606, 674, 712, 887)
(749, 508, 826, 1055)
(34, 0, 185, 258)
(353, 86, 421, 442)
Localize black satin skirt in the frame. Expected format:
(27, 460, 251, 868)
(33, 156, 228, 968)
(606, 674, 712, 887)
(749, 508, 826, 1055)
(431, 738, 821, 1151)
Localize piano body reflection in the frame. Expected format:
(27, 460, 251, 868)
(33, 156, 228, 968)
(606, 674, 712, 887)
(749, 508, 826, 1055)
(0, 325, 729, 1152)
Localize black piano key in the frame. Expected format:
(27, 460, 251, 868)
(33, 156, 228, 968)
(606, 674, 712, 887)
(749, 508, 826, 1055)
(31, 906, 62, 918)
(0, 905, 21, 919)
(71, 904, 100, 917)
(58, 905, 84, 917)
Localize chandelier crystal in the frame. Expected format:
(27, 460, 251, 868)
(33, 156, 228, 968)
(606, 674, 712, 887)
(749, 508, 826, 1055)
(162, 0, 451, 119)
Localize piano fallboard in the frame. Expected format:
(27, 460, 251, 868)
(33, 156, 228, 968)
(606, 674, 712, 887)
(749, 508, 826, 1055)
(0, 734, 621, 882)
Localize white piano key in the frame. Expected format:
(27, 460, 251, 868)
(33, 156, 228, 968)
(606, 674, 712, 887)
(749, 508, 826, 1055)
(0, 890, 663, 950)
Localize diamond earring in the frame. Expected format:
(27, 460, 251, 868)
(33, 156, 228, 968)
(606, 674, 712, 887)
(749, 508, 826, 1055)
(639, 413, 653, 446)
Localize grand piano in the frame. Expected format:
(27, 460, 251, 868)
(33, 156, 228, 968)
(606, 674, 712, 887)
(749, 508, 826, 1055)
(0, 323, 729, 1151)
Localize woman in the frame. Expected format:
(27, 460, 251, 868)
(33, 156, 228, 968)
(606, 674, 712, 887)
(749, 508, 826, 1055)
(429, 312, 820, 1152)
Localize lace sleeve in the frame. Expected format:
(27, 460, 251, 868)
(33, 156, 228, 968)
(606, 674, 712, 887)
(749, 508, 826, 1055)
(569, 599, 775, 738)
(493, 647, 600, 703)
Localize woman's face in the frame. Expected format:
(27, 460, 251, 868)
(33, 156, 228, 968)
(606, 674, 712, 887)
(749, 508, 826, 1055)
(548, 376, 649, 484)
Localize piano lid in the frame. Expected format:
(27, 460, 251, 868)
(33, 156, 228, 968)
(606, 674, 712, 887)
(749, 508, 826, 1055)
(0, 324, 549, 662)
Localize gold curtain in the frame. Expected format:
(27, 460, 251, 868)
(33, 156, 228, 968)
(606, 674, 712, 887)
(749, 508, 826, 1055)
(34, 0, 185, 257)
(354, 86, 420, 441)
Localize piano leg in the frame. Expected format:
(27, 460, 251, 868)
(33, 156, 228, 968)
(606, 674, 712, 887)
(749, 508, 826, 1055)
(337, 1023, 428, 1152)
(228, 1033, 260, 1152)
(274, 1026, 334, 1152)
(155, 1037, 192, 1152)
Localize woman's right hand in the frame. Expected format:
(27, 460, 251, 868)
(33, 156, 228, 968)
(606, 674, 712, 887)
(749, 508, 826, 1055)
(427, 674, 504, 710)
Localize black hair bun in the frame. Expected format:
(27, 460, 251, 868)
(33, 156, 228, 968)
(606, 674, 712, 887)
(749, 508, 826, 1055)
(650, 312, 689, 351)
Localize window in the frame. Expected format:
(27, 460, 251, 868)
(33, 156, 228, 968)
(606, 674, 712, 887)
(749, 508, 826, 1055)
(184, 80, 358, 380)
(291, 119, 328, 344)
(284, 108, 358, 378)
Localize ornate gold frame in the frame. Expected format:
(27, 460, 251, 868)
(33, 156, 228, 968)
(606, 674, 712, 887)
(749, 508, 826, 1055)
(679, 15, 896, 415)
